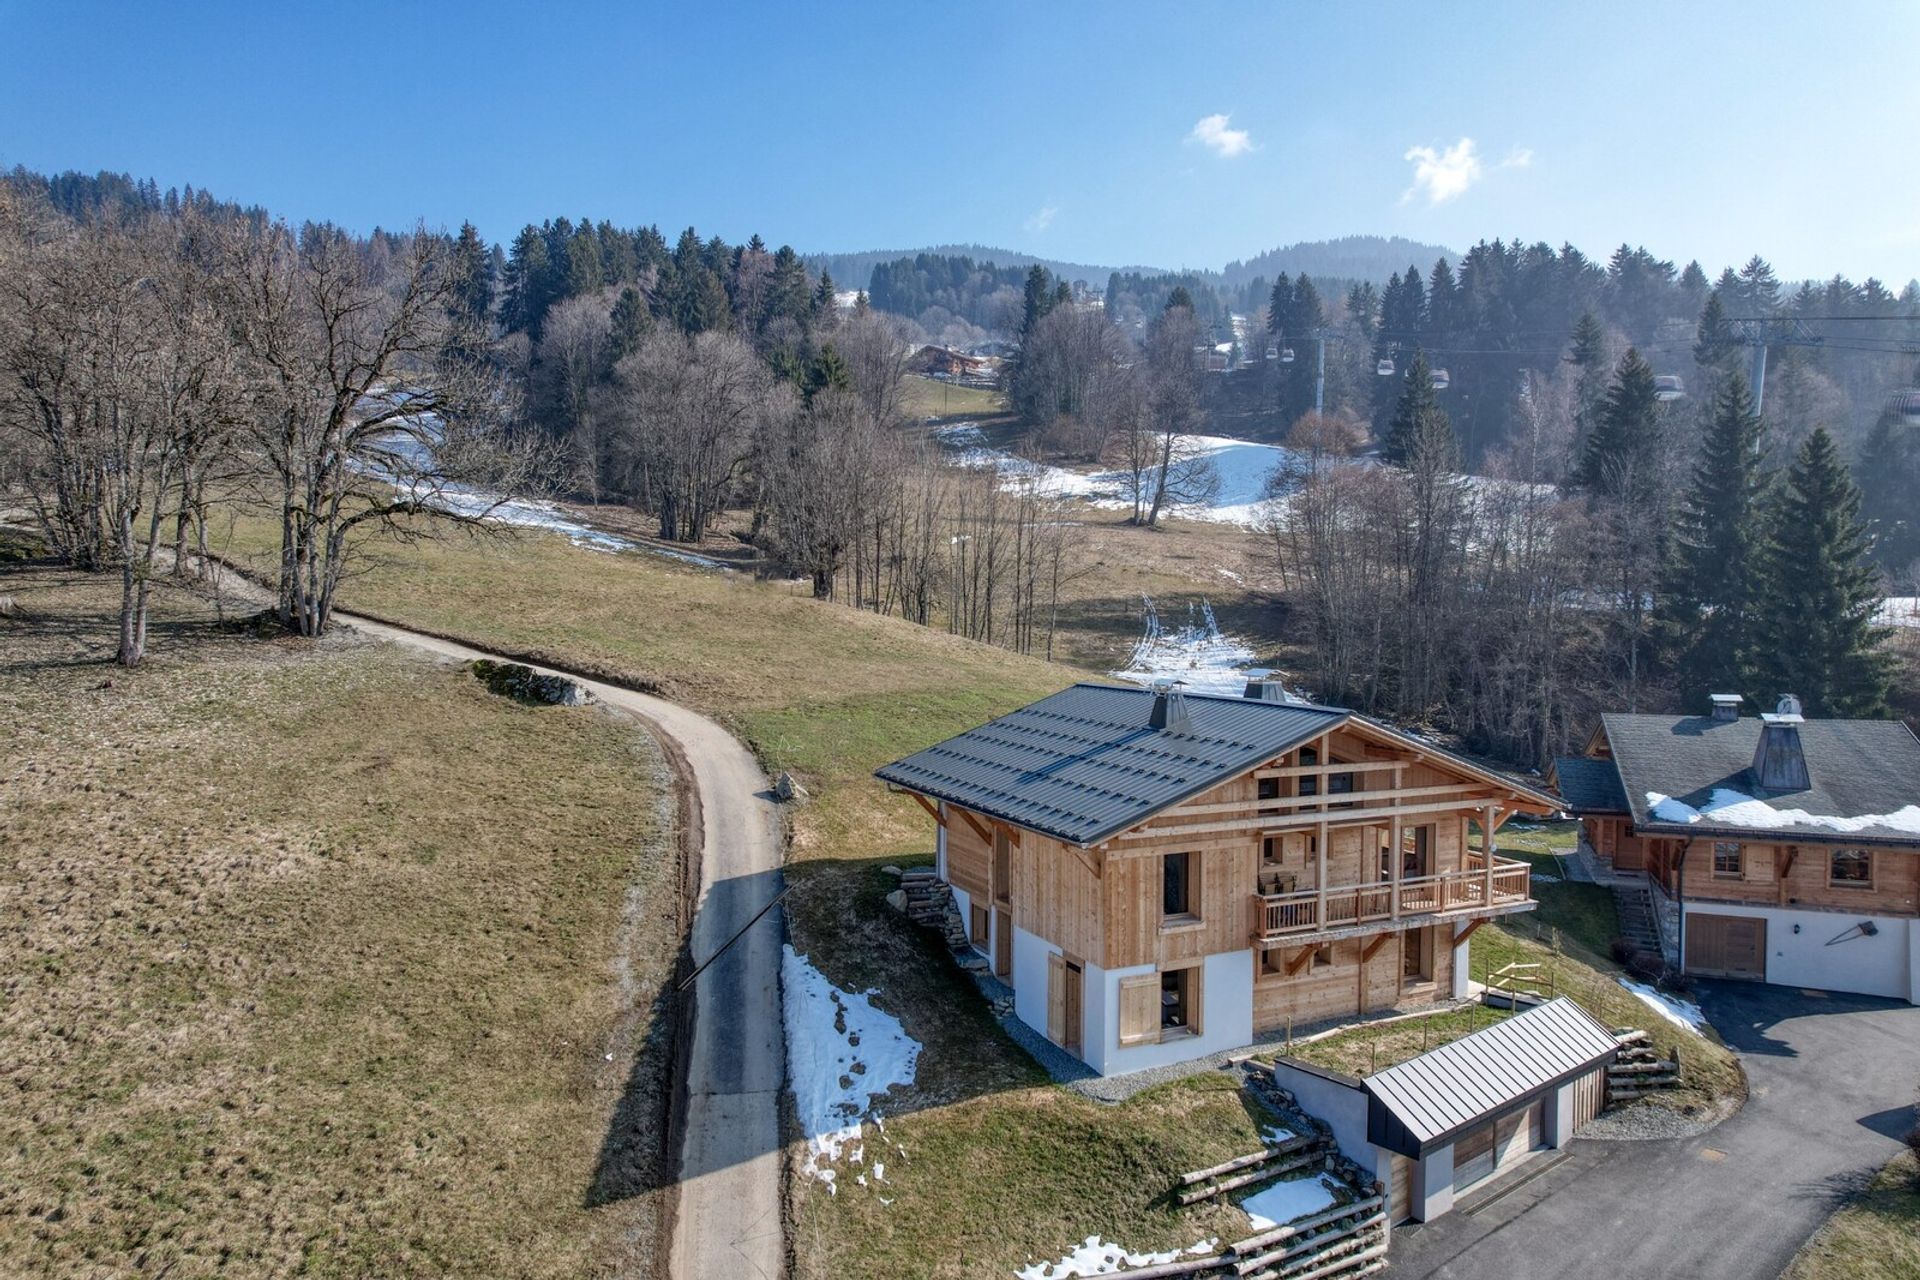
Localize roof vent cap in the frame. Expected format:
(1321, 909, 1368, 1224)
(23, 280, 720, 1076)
(1149, 680, 1192, 733)
(1709, 693, 1742, 722)
(1243, 675, 1289, 703)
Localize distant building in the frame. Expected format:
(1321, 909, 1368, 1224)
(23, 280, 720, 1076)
(908, 344, 988, 380)
(1552, 693, 1920, 1002)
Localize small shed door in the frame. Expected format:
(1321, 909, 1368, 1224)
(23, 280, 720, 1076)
(994, 907, 1012, 978)
(1686, 913, 1766, 980)
(1389, 1155, 1414, 1224)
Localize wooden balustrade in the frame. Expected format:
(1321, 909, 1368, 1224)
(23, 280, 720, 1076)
(1249, 857, 1532, 943)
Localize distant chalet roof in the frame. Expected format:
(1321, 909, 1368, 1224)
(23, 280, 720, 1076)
(1365, 997, 1619, 1156)
(875, 682, 1556, 849)
(1563, 713, 1920, 847)
(1548, 756, 1628, 815)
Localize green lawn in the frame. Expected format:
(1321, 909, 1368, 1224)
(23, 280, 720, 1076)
(0, 561, 677, 1278)
(1786, 1152, 1920, 1280)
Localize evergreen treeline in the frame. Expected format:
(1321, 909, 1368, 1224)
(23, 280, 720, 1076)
(866, 253, 1034, 335)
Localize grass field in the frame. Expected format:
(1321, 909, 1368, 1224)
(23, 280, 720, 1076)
(899, 373, 1006, 421)
(1785, 1151, 1920, 1280)
(0, 560, 681, 1277)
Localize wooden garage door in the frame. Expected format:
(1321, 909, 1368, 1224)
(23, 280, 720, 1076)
(1453, 1119, 1496, 1190)
(1686, 913, 1765, 980)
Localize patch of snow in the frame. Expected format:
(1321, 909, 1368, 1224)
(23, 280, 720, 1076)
(782, 945, 921, 1189)
(1108, 596, 1260, 696)
(1878, 597, 1920, 628)
(1217, 567, 1245, 584)
(1016, 1237, 1218, 1280)
(1260, 1123, 1296, 1146)
(1238, 1173, 1344, 1231)
(1618, 979, 1708, 1036)
(934, 425, 1300, 527)
(1645, 789, 1920, 837)
(1531, 873, 1562, 883)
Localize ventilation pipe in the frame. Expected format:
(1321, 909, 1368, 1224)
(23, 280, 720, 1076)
(1751, 694, 1810, 791)
(1149, 681, 1192, 732)
(1709, 693, 1742, 722)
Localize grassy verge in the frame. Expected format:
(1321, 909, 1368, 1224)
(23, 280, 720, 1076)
(0, 562, 678, 1277)
(1785, 1151, 1920, 1280)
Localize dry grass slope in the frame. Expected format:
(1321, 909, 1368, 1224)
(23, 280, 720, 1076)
(0, 563, 678, 1278)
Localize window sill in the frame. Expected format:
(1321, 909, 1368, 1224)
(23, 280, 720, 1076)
(1159, 917, 1205, 935)
(1158, 1026, 1200, 1043)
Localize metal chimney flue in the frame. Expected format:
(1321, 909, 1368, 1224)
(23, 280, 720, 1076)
(1149, 681, 1192, 732)
(1751, 694, 1810, 792)
(1243, 676, 1288, 703)
(1709, 693, 1741, 722)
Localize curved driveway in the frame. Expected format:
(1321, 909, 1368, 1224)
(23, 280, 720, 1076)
(338, 615, 787, 1280)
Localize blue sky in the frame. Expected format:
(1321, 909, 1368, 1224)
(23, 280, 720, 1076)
(4, 1, 1917, 282)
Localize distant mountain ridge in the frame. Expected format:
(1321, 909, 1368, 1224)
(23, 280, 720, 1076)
(802, 244, 1161, 292)
(1220, 235, 1457, 287)
(806, 235, 1459, 297)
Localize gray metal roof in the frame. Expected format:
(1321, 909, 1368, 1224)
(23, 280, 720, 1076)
(1550, 756, 1629, 814)
(874, 683, 1346, 847)
(1365, 998, 1619, 1155)
(1601, 713, 1920, 846)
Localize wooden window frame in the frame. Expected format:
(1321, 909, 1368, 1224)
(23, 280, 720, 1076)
(1712, 841, 1743, 880)
(1161, 850, 1201, 927)
(1158, 960, 1203, 1040)
(1312, 943, 1334, 970)
(1828, 848, 1873, 890)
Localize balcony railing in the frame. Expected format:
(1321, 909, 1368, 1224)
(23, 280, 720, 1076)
(1250, 856, 1532, 944)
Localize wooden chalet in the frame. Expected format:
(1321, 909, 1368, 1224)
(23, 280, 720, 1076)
(877, 681, 1558, 1075)
(1552, 694, 1920, 1001)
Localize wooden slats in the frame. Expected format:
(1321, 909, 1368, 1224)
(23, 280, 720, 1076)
(1249, 860, 1530, 945)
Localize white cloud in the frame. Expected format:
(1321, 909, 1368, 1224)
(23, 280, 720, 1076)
(1187, 113, 1254, 159)
(1401, 137, 1532, 204)
(1024, 202, 1058, 234)
(1402, 138, 1483, 204)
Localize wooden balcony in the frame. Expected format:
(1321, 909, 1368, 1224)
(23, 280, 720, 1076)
(1249, 855, 1533, 946)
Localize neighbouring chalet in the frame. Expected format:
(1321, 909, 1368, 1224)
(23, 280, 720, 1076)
(1552, 694, 1920, 1002)
(876, 681, 1559, 1075)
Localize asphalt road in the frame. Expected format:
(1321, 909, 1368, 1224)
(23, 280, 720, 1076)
(1390, 981, 1920, 1279)
(338, 615, 788, 1280)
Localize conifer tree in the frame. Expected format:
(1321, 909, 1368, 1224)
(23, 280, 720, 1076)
(1384, 350, 1456, 469)
(804, 343, 851, 403)
(1574, 348, 1661, 497)
(1750, 428, 1891, 715)
(1693, 292, 1734, 370)
(450, 221, 493, 323)
(609, 285, 650, 359)
(1663, 376, 1771, 703)
(1857, 377, 1920, 571)
(1566, 311, 1609, 458)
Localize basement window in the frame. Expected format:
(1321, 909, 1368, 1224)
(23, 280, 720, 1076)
(1160, 966, 1200, 1036)
(1830, 848, 1873, 889)
(1712, 842, 1743, 879)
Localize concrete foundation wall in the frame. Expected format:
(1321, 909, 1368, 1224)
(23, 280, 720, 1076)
(1092, 950, 1256, 1075)
(1011, 924, 1059, 1041)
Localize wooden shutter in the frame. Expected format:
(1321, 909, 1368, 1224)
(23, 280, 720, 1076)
(1118, 975, 1158, 1046)
(1047, 952, 1066, 1045)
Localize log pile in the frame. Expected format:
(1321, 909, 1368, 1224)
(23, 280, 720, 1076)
(1607, 1027, 1682, 1098)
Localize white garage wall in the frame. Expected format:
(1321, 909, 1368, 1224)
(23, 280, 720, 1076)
(1686, 903, 1915, 1001)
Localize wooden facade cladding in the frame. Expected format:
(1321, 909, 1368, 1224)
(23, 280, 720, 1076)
(935, 722, 1548, 973)
(1654, 838, 1920, 917)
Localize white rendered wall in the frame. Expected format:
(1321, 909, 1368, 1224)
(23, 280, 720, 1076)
(1684, 903, 1915, 1002)
(1011, 925, 1058, 1039)
(1091, 950, 1257, 1076)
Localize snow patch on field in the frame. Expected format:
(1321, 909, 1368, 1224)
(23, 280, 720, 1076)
(1109, 596, 1259, 696)
(1238, 1173, 1344, 1231)
(782, 945, 921, 1191)
(1646, 789, 1920, 837)
(935, 424, 1297, 526)
(1016, 1236, 1218, 1279)
(1618, 979, 1708, 1036)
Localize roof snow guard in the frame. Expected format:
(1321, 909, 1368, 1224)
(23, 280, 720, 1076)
(1365, 997, 1619, 1157)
